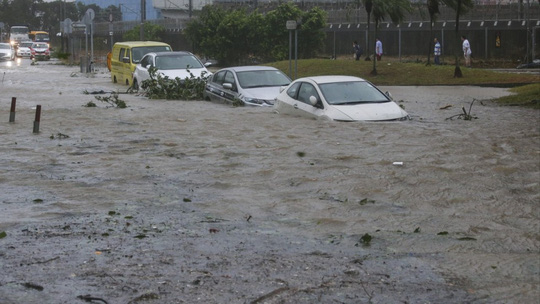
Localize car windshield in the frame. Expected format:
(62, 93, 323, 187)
(0, 44, 10, 49)
(236, 70, 291, 89)
(319, 81, 389, 105)
(155, 54, 203, 70)
(132, 46, 172, 63)
(20, 43, 33, 47)
(33, 43, 48, 48)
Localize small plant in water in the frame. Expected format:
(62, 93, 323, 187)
(139, 66, 211, 100)
(94, 93, 127, 108)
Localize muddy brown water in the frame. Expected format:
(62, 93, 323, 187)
(0, 60, 539, 303)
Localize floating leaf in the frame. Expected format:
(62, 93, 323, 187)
(134, 234, 147, 239)
(183, 198, 192, 202)
(360, 233, 372, 245)
(359, 198, 375, 205)
(296, 151, 306, 157)
(414, 227, 420, 233)
(457, 237, 477, 241)
(108, 211, 117, 216)
(33, 199, 43, 203)
(437, 231, 449, 235)
(124, 216, 133, 219)
(0, 231, 6, 239)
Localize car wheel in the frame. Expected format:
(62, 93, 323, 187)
(132, 79, 139, 91)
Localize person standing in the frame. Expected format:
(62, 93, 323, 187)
(375, 38, 383, 61)
(461, 35, 472, 67)
(434, 38, 441, 65)
(352, 41, 363, 61)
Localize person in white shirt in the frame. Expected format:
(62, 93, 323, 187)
(461, 35, 472, 67)
(375, 38, 383, 61)
(434, 38, 441, 65)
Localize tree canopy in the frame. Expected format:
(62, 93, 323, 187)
(184, 3, 327, 66)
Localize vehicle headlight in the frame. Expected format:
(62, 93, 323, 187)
(241, 96, 274, 106)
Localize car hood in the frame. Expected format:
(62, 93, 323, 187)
(328, 102, 409, 121)
(242, 86, 283, 101)
(160, 68, 210, 80)
(0, 49, 12, 54)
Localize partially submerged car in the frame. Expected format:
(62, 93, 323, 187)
(30, 42, 50, 61)
(204, 66, 291, 106)
(274, 75, 409, 121)
(132, 51, 211, 90)
(0, 43, 15, 61)
(16, 41, 33, 57)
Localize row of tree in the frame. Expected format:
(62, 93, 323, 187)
(184, 2, 327, 66)
(0, 0, 121, 35)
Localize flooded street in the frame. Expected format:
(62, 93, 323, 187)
(1, 61, 539, 303)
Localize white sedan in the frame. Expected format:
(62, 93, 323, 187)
(274, 75, 409, 121)
(132, 51, 211, 90)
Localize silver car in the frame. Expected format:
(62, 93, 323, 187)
(0, 43, 15, 61)
(203, 66, 291, 106)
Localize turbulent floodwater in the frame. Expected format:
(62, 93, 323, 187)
(0, 60, 539, 303)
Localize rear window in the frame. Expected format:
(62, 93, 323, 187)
(131, 46, 172, 63)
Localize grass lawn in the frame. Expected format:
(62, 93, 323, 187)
(266, 57, 540, 108)
(267, 57, 539, 86)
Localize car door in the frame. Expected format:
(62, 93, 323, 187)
(205, 71, 226, 102)
(205, 70, 238, 104)
(282, 82, 325, 119)
(135, 55, 152, 83)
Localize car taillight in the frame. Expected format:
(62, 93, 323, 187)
(30, 48, 35, 55)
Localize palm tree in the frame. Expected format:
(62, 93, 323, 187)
(426, 0, 440, 66)
(442, 0, 474, 77)
(361, 0, 373, 60)
(370, 0, 412, 75)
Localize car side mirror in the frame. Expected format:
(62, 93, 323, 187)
(385, 91, 393, 100)
(122, 57, 130, 63)
(279, 86, 287, 93)
(204, 62, 212, 67)
(309, 95, 318, 106)
(223, 83, 233, 90)
(145, 64, 151, 69)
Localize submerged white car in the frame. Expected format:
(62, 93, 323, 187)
(203, 66, 291, 106)
(274, 75, 409, 121)
(132, 51, 211, 90)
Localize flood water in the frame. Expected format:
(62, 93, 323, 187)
(1, 60, 539, 303)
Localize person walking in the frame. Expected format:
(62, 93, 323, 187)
(461, 35, 472, 68)
(434, 38, 441, 65)
(375, 38, 383, 61)
(352, 41, 363, 61)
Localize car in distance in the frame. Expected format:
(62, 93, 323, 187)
(16, 41, 33, 57)
(274, 75, 409, 121)
(132, 51, 211, 90)
(204, 66, 292, 107)
(0, 43, 15, 61)
(30, 42, 50, 61)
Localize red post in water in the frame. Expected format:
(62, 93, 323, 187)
(9, 97, 16, 123)
(33, 105, 41, 134)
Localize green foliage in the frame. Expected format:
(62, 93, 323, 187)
(94, 93, 127, 108)
(140, 66, 211, 100)
(185, 3, 327, 65)
(494, 83, 540, 109)
(124, 22, 166, 41)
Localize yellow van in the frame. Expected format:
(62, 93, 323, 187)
(110, 41, 172, 86)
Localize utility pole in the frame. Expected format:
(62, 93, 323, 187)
(140, 0, 146, 41)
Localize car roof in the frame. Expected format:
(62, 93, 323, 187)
(223, 66, 279, 72)
(149, 51, 194, 57)
(114, 41, 170, 47)
(300, 75, 367, 84)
